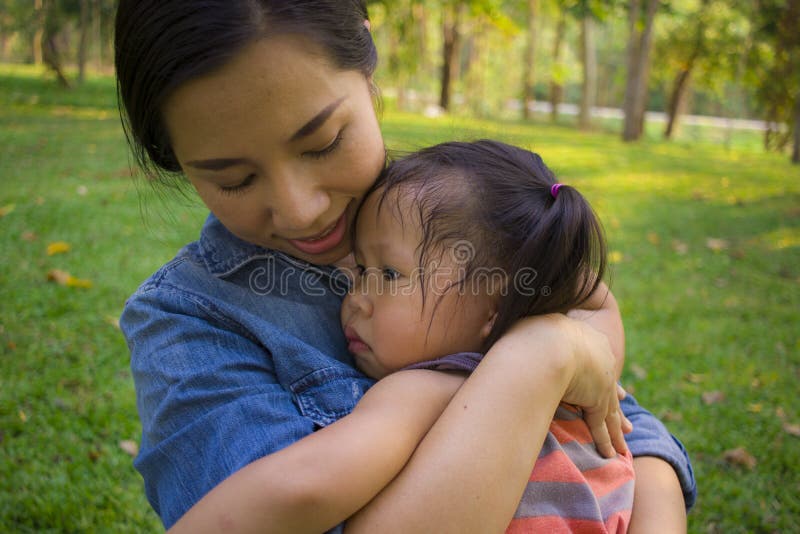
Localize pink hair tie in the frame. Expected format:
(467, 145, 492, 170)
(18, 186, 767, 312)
(550, 183, 563, 199)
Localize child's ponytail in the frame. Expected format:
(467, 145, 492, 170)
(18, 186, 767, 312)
(480, 150, 607, 350)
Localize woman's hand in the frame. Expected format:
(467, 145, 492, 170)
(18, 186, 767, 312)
(561, 317, 632, 457)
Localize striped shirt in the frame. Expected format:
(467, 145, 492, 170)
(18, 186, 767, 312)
(405, 352, 634, 533)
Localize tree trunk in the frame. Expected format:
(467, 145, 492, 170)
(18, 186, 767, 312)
(440, 3, 463, 111)
(664, 68, 692, 138)
(549, 12, 566, 123)
(622, 0, 659, 142)
(33, 0, 45, 65)
(793, 93, 800, 164)
(42, 0, 70, 88)
(579, 16, 597, 130)
(78, 0, 90, 83)
(522, 0, 538, 120)
(621, 0, 641, 141)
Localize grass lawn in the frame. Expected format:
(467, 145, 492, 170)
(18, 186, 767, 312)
(1, 64, 798, 532)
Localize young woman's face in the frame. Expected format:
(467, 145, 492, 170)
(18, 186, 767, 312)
(162, 35, 385, 265)
(340, 189, 497, 379)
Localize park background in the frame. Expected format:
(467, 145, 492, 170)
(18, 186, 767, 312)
(1, 0, 798, 531)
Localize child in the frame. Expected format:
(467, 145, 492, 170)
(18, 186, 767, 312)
(341, 140, 634, 532)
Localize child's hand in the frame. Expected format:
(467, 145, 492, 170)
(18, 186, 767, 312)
(561, 318, 632, 458)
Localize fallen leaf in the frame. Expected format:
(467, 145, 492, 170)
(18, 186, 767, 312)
(119, 440, 139, 457)
(77, 185, 88, 196)
(0, 204, 15, 217)
(630, 364, 647, 380)
(88, 449, 102, 462)
(730, 249, 745, 260)
(783, 423, 800, 437)
(747, 403, 763, 413)
(7, 341, 16, 351)
(691, 190, 707, 201)
(35, 197, 45, 206)
(722, 447, 757, 469)
(105, 316, 121, 330)
(672, 240, 689, 255)
(46, 241, 71, 255)
(19, 410, 27, 422)
(21, 231, 38, 242)
(646, 232, 660, 245)
(609, 251, 624, 264)
(687, 373, 706, 384)
(47, 269, 93, 289)
(661, 410, 683, 422)
(702, 391, 726, 405)
(776, 407, 786, 420)
(706, 238, 729, 252)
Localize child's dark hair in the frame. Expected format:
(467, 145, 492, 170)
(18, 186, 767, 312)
(367, 140, 607, 351)
(114, 0, 376, 183)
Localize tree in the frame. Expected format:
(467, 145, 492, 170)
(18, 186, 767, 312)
(440, 2, 466, 110)
(548, 6, 567, 122)
(621, 0, 660, 141)
(521, 0, 539, 120)
(747, 0, 800, 163)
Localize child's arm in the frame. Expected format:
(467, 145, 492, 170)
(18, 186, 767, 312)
(567, 281, 625, 377)
(167, 369, 466, 534)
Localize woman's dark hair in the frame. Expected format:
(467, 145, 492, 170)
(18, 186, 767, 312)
(364, 140, 608, 351)
(114, 0, 377, 181)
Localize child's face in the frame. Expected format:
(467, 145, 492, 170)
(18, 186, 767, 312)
(341, 189, 497, 379)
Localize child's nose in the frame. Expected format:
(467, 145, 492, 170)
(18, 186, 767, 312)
(345, 284, 373, 317)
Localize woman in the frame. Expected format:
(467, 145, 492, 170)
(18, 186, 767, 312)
(115, 1, 695, 532)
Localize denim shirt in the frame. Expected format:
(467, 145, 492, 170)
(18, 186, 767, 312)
(121, 214, 696, 530)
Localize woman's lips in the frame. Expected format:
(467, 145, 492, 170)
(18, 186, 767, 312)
(344, 326, 370, 354)
(286, 209, 348, 256)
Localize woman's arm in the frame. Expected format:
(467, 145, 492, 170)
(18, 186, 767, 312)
(345, 314, 623, 533)
(567, 281, 625, 376)
(168, 370, 466, 534)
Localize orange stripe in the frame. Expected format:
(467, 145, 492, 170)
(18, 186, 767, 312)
(506, 516, 617, 533)
(528, 449, 589, 484)
(550, 419, 594, 445)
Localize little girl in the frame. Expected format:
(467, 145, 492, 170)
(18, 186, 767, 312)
(341, 140, 634, 532)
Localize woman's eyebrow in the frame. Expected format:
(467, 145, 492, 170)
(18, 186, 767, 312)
(290, 96, 346, 142)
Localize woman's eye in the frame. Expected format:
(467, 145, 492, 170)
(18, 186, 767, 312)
(354, 264, 366, 277)
(303, 131, 344, 160)
(382, 268, 400, 281)
(220, 174, 256, 195)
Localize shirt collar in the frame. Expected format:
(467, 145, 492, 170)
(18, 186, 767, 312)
(197, 213, 348, 285)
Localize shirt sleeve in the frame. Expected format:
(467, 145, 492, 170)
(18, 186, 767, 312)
(620, 392, 697, 510)
(121, 284, 320, 529)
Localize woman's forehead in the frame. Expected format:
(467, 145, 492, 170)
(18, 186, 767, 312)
(162, 35, 368, 160)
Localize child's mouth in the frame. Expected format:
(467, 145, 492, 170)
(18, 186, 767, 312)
(344, 326, 370, 354)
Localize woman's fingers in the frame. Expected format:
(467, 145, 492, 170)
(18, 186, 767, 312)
(585, 407, 615, 458)
(607, 409, 629, 456)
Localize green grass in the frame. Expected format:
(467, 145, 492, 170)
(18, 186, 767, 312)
(2, 63, 799, 532)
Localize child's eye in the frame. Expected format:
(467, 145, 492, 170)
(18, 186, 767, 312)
(220, 174, 256, 195)
(382, 268, 400, 281)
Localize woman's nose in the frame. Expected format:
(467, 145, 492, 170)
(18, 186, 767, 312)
(268, 172, 330, 232)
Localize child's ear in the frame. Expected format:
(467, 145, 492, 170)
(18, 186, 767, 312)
(479, 310, 498, 341)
